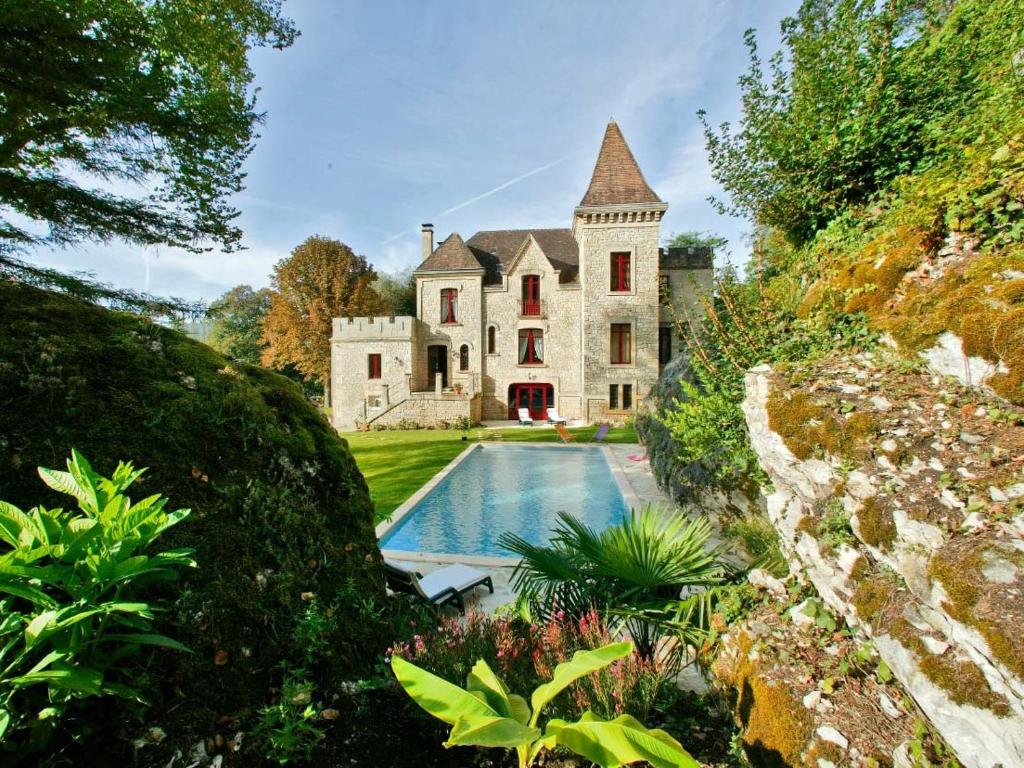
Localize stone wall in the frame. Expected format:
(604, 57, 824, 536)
(479, 236, 583, 420)
(742, 354, 1024, 768)
(416, 271, 484, 391)
(330, 316, 420, 430)
(366, 391, 480, 428)
(574, 206, 664, 421)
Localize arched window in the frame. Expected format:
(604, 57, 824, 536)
(459, 344, 469, 371)
(487, 326, 496, 354)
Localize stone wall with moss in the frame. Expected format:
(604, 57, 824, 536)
(741, 351, 1024, 768)
(0, 283, 385, 749)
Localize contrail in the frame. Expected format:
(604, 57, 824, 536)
(380, 153, 575, 246)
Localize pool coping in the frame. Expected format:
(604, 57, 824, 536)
(376, 441, 642, 565)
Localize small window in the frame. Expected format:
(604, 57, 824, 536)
(610, 323, 631, 365)
(487, 325, 496, 354)
(608, 384, 619, 410)
(610, 252, 631, 292)
(659, 274, 670, 304)
(459, 344, 469, 371)
(659, 326, 672, 365)
(441, 288, 458, 323)
(368, 353, 382, 380)
(622, 384, 633, 410)
(521, 275, 541, 316)
(518, 329, 543, 364)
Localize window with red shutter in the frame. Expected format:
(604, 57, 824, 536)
(610, 323, 631, 364)
(610, 252, 631, 292)
(368, 353, 382, 380)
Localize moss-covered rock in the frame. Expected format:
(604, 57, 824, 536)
(0, 283, 384, 740)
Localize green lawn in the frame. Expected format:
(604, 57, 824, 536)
(340, 424, 638, 521)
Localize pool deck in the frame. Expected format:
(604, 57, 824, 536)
(380, 441, 674, 615)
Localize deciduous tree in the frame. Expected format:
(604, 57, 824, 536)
(0, 0, 296, 253)
(262, 236, 386, 402)
(208, 284, 272, 365)
(373, 268, 417, 316)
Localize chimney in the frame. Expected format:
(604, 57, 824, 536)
(421, 223, 434, 260)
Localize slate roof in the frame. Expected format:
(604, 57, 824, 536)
(415, 233, 483, 273)
(579, 120, 662, 207)
(467, 228, 579, 284)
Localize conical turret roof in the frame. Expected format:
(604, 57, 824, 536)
(579, 120, 662, 207)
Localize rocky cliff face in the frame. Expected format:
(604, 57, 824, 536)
(741, 350, 1024, 768)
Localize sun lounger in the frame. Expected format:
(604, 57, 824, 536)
(517, 407, 534, 426)
(546, 407, 567, 425)
(591, 423, 611, 443)
(383, 560, 494, 613)
(555, 424, 576, 443)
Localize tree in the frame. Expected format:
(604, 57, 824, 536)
(0, 1, 296, 253)
(262, 236, 386, 402)
(373, 268, 418, 316)
(665, 231, 727, 250)
(208, 285, 272, 365)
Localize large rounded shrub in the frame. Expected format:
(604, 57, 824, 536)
(0, 283, 384, 745)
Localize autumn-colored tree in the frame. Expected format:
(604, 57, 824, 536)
(262, 236, 386, 402)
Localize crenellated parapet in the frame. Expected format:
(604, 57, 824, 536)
(332, 316, 420, 342)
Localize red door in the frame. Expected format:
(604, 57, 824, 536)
(510, 384, 552, 420)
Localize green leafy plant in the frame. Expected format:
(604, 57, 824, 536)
(392, 641, 698, 768)
(500, 506, 734, 664)
(252, 672, 325, 765)
(0, 450, 195, 752)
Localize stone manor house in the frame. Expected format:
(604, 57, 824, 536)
(330, 121, 713, 430)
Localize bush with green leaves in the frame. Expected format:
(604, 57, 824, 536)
(0, 450, 194, 754)
(252, 672, 325, 766)
(392, 642, 698, 768)
(500, 506, 737, 668)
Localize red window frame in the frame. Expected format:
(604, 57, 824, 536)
(610, 252, 631, 292)
(441, 288, 458, 324)
(368, 353, 382, 380)
(518, 329, 543, 365)
(521, 275, 541, 316)
(610, 323, 631, 365)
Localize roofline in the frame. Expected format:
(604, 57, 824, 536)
(574, 201, 669, 216)
(412, 267, 486, 277)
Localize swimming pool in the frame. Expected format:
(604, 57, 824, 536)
(379, 444, 630, 558)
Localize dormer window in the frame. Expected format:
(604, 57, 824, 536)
(611, 252, 631, 292)
(441, 288, 458, 324)
(521, 275, 541, 316)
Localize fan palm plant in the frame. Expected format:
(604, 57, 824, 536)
(498, 506, 736, 665)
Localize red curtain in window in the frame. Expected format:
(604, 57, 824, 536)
(368, 354, 381, 379)
(611, 253, 631, 291)
(521, 275, 540, 315)
(519, 330, 543, 364)
(441, 289, 457, 323)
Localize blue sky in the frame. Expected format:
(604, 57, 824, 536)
(31, 0, 798, 302)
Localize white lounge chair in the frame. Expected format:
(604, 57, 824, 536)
(517, 407, 534, 426)
(383, 560, 493, 613)
(546, 407, 567, 425)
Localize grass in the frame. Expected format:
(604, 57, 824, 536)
(340, 423, 638, 521)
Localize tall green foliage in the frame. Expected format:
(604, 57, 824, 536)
(0, 0, 296, 252)
(208, 284, 273, 366)
(392, 643, 699, 768)
(702, 0, 969, 243)
(0, 451, 194, 755)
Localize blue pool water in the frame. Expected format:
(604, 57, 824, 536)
(379, 445, 629, 557)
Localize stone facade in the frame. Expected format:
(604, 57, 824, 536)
(330, 121, 714, 430)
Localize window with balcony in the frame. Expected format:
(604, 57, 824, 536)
(459, 344, 469, 371)
(487, 325, 496, 354)
(610, 323, 631, 365)
(440, 288, 458, 324)
(518, 329, 543, 364)
(521, 274, 541, 316)
(610, 252, 631, 292)
(367, 353, 382, 380)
